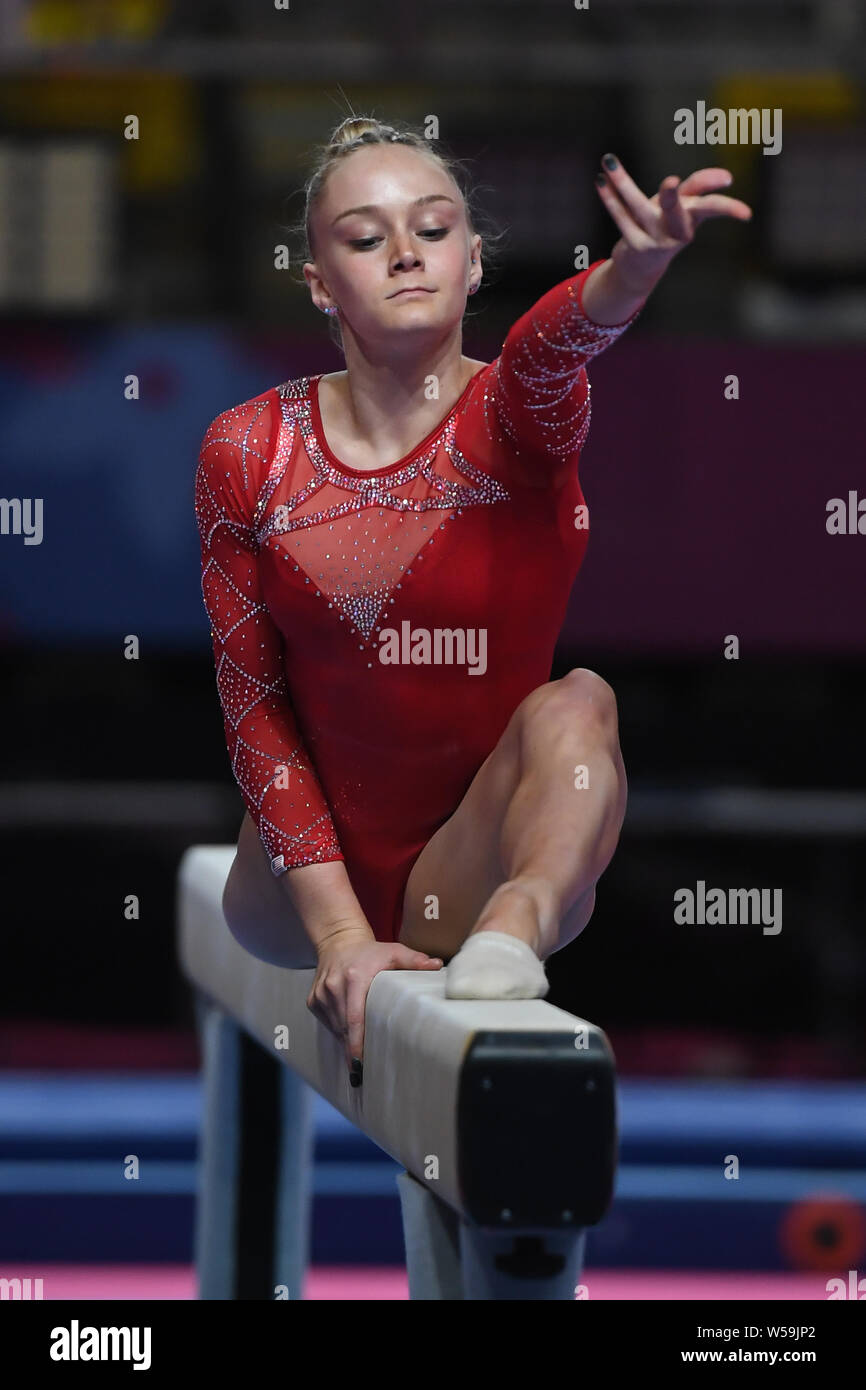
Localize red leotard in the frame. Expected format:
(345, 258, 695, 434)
(194, 259, 641, 942)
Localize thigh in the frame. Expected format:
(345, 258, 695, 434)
(225, 675, 608, 968)
(399, 678, 594, 962)
(221, 811, 318, 969)
(398, 744, 516, 962)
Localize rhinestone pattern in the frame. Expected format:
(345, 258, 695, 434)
(487, 257, 642, 466)
(195, 395, 345, 873)
(258, 378, 510, 642)
(194, 258, 642, 883)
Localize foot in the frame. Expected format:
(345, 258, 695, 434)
(444, 881, 552, 1000)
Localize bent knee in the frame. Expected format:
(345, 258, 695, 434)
(221, 856, 265, 949)
(221, 855, 247, 935)
(221, 847, 317, 970)
(221, 849, 268, 940)
(519, 668, 619, 745)
(560, 667, 617, 715)
(222, 815, 273, 927)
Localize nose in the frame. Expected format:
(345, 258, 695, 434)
(391, 241, 422, 272)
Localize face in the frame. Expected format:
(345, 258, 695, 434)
(304, 143, 481, 352)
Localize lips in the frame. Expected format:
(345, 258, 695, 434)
(390, 287, 432, 297)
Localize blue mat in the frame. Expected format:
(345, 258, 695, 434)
(1, 1075, 864, 1268)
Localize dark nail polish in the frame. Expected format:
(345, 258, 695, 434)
(602, 153, 619, 171)
(349, 1057, 363, 1087)
(595, 173, 606, 187)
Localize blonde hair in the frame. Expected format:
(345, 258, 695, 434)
(285, 114, 504, 351)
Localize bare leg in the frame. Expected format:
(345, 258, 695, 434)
(399, 668, 627, 962)
(221, 810, 318, 969)
(221, 668, 625, 977)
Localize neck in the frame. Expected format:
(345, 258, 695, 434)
(326, 335, 479, 458)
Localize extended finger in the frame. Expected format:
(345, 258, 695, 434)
(344, 975, 368, 1070)
(595, 175, 649, 248)
(684, 193, 753, 221)
(658, 176, 689, 240)
(598, 155, 656, 235)
(306, 992, 334, 1041)
(676, 167, 735, 196)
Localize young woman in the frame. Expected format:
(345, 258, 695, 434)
(195, 117, 751, 1079)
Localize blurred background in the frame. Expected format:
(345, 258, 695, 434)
(1, 0, 864, 1297)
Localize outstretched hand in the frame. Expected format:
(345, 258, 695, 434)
(595, 154, 753, 297)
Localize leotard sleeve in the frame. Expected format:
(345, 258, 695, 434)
(194, 394, 344, 876)
(488, 257, 643, 484)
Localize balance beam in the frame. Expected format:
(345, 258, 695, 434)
(177, 844, 618, 1300)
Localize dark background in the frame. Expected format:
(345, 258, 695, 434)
(1, 0, 864, 1078)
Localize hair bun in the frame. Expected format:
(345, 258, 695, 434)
(329, 117, 393, 150)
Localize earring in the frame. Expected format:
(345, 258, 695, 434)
(321, 305, 338, 315)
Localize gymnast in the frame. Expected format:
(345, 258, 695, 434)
(195, 117, 751, 1082)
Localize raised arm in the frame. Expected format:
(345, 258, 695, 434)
(489, 153, 753, 484)
(195, 395, 344, 875)
(489, 257, 642, 483)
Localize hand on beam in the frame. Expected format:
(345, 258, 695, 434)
(306, 931, 444, 1080)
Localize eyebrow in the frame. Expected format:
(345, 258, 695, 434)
(331, 193, 457, 227)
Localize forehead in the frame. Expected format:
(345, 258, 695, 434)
(321, 143, 459, 213)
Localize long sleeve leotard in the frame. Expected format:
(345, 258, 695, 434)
(194, 258, 641, 942)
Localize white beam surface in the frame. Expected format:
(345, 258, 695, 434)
(178, 845, 616, 1227)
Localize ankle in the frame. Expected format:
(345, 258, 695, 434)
(473, 877, 558, 955)
(507, 875, 559, 938)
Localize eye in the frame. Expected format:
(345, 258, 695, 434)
(348, 228, 450, 250)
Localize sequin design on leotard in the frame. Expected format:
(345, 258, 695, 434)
(486, 270, 641, 468)
(196, 396, 345, 874)
(255, 379, 511, 643)
(195, 259, 643, 905)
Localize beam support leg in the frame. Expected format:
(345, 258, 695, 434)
(397, 1168, 588, 1300)
(396, 1170, 465, 1300)
(458, 1224, 587, 1300)
(273, 1062, 315, 1301)
(192, 995, 314, 1300)
(193, 998, 241, 1299)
